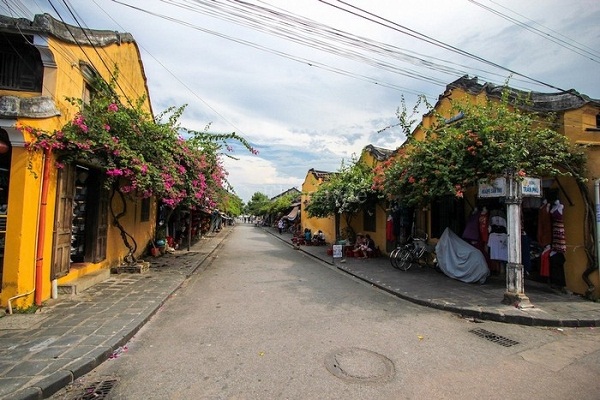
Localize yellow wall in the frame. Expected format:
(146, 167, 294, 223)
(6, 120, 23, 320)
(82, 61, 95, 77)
(355, 149, 389, 253)
(300, 149, 391, 253)
(1, 29, 156, 309)
(301, 171, 335, 244)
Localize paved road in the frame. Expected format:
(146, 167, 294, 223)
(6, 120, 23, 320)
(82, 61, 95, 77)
(51, 225, 600, 399)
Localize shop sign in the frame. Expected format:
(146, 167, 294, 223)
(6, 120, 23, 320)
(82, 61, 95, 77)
(521, 177, 542, 197)
(478, 178, 505, 198)
(332, 244, 343, 258)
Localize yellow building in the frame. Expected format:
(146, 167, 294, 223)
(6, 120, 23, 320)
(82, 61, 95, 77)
(353, 145, 395, 253)
(0, 14, 156, 310)
(408, 76, 600, 298)
(301, 145, 395, 253)
(301, 169, 335, 243)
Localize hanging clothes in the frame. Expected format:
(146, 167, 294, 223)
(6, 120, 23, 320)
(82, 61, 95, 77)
(462, 209, 480, 242)
(478, 209, 489, 244)
(537, 202, 552, 247)
(551, 205, 566, 253)
(487, 232, 508, 262)
(386, 215, 395, 242)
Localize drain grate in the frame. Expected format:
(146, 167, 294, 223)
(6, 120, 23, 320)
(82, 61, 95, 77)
(469, 328, 519, 347)
(75, 379, 117, 400)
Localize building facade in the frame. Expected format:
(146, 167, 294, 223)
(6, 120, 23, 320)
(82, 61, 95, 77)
(409, 76, 600, 298)
(0, 14, 156, 309)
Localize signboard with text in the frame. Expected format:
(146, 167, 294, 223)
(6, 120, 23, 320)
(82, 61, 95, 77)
(478, 177, 506, 198)
(332, 245, 343, 259)
(520, 177, 542, 197)
(478, 176, 541, 198)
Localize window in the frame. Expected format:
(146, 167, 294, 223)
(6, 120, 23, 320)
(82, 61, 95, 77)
(363, 200, 377, 232)
(596, 113, 600, 129)
(0, 33, 43, 92)
(140, 197, 151, 222)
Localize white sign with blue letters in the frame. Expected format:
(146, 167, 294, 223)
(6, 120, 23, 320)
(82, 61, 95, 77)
(520, 177, 542, 197)
(478, 178, 506, 198)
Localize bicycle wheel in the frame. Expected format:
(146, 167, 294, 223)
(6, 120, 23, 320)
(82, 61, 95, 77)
(389, 248, 401, 269)
(397, 247, 413, 271)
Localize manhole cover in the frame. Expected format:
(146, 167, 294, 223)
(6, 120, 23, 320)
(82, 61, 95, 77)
(325, 347, 395, 383)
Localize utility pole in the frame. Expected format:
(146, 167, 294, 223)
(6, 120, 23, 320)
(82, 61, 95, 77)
(502, 169, 535, 308)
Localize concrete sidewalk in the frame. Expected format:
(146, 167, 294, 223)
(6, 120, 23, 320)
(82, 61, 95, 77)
(2, 224, 600, 399)
(268, 228, 600, 328)
(0, 229, 230, 400)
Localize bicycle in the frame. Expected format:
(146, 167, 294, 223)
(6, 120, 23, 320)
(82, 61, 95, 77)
(390, 232, 438, 271)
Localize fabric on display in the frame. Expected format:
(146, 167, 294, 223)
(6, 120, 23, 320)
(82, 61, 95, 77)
(537, 202, 552, 246)
(551, 208, 566, 253)
(488, 232, 508, 262)
(462, 210, 480, 242)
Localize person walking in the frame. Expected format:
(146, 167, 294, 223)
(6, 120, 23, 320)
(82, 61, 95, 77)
(278, 219, 284, 234)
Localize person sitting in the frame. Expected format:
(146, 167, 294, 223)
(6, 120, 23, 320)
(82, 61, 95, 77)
(353, 234, 367, 258)
(353, 233, 375, 258)
(304, 228, 312, 245)
(314, 230, 326, 245)
(364, 234, 376, 257)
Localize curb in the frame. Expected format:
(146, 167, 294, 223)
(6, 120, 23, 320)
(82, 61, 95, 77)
(264, 227, 600, 328)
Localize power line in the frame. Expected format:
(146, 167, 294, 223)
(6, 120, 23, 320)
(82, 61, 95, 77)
(90, 0, 251, 136)
(470, 0, 600, 63)
(318, 0, 567, 92)
(51, 0, 138, 108)
(111, 0, 434, 97)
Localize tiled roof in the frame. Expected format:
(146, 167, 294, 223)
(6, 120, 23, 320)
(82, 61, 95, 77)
(0, 13, 134, 46)
(308, 168, 332, 181)
(445, 76, 600, 112)
(364, 144, 395, 161)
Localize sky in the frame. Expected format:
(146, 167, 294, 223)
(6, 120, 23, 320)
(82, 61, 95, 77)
(3, 0, 600, 203)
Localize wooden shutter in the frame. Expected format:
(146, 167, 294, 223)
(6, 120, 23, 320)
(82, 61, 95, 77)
(51, 164, 75, 279)
(92, 187, 108, 262)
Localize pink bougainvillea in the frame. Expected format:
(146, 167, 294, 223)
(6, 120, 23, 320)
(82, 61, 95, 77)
(22, 76, 258, 211)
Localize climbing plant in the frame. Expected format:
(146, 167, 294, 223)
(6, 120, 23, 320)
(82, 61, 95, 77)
(373, 89, 587, 207)
(22, 74, 257, 262)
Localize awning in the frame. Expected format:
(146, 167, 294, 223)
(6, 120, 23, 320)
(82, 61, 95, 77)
(284, 206, 299, 221)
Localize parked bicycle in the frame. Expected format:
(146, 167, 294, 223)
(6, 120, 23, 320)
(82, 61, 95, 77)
(390, 232, 438, 271)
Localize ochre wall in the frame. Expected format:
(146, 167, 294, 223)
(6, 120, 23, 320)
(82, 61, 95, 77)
(1, 33, 156, 309)
(301, 172, 335, 244)
(355, 150, 388, 253)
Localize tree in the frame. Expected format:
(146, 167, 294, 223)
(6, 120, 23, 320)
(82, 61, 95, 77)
(246, 192, 270, 217)
(374, 90, 587, 207)
(305, 158, 383, 241)
(267, 193, 297, 216)
(216, 190, 244, 217)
